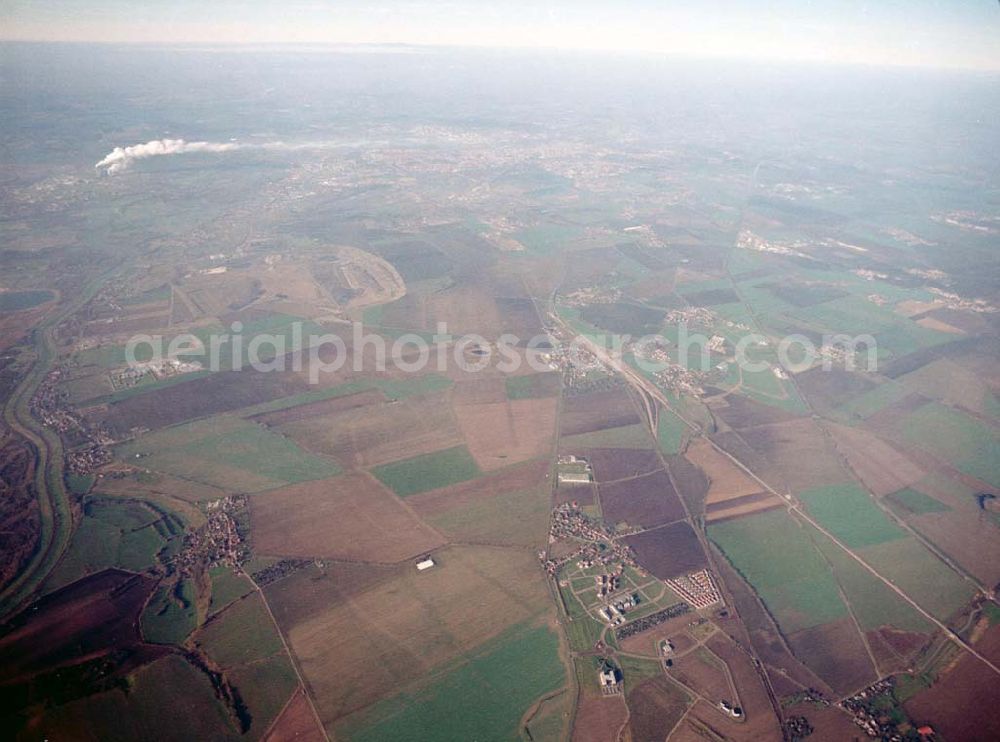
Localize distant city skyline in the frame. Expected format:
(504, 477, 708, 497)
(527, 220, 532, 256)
(2, 0, 999, 72)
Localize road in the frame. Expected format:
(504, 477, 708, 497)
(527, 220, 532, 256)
(557, 318, 1000, 679)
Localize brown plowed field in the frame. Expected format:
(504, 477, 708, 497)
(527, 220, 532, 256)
(827, 423, 927, 497)
(251, 389, 386, 426)
(250, 473, 445, 563)
(598, 470, 686, 529)
(560, 388, 641, 436)
(736, 419, 852, 493)
(279, 391, 463, 467)
(624, 522, 708, 580)
(99, 368, 311, 435)
(670, 648, 733, 702)
(0, 570, 165, 686)
(905, 625, 1000, 741)
(684, 438, 763, 504)
(450, 377, 507, 405)
(263, 688, 325, 742)
(713, 394, 802, 429)
(582, 448, 663, 482)
(626, 675, 691, 742)
(453, 397, 558, 471)
(665, 455, 710, 515)
(570, 694, 628, 742)
(786, 618, 876, 697)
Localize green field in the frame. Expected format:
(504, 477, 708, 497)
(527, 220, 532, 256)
(228, 653, 299, 741)
(117, 416, 342, 493)
(809, 530, 934, 634)
(885, 488, 951, 517)
(895, 402, 1000, 488)
(372, 445, 481, 497)
(141, 578, 200, 645)
(505, 372, 561, 400)
(657, 408, 686, 455)
(419, 482, 550, 546)
(857, 538, 976, 621)
(208, 565, 256, 617)
(197, 593, 284, 668)
(44, 498, 173, 592)
(708, 509, 848, 633)
(834, 380, 911, 420)
(798, 483, 907, 548)
(338, 623, 565, 742)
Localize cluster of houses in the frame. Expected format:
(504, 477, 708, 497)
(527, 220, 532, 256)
(665, 569, 722, 610)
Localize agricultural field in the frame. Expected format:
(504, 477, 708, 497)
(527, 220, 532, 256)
(598, 470, 687, 529)
(335, 622, 565, 742)
(624, 521, 708, 580)
(116, 416, 341, 493)
(708, 509, 848, 634)
(266, 545, 553, 727)
(43, 498, 180, 592)
(250, 473, 446, 562)
(797, 483, 907, 549)
(371, 445, 482, 497)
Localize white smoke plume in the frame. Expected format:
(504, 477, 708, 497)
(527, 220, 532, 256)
(95, 138, 244, 174)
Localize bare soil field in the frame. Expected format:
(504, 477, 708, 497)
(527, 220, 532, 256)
(0, 569, 167, 692)
(250, 473, 446, 563)
(598, 470, 687, 529)
(263, 562, 398, 630)
(553, 482, 595, 507)
(624, 522, 708, 580)
(665, 455, 710, 516)
(905, 626, 1000, 741)
(425, 285, 505, 337)
(270, 545, 551, 726)
(495, 297, 544, 341)
(570, 694, 628, 742)
(793, 366, 878, 413)
(713, 394, 802, 429)
(279, 391, 463, 467)
(99, 368, 311, 435)
(826, 423, 927, 497)
(251, 389, 386, 426)
(452, 397, 558, 471)
(583, 448, 663, 483)
(907, 509, 1000, 587)
(263, 688, 325, 742)
(626, 675, 691, 742)
(786, 618, 876, 697)
(684, 438, 764, 504)
(736, 419, 853, 493)
(669, 648, 733, 702)
(703, 633, 783, 741)
(559, 388, 641, 437)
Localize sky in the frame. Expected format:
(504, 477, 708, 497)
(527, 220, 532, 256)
(1, 0, 998, 71)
